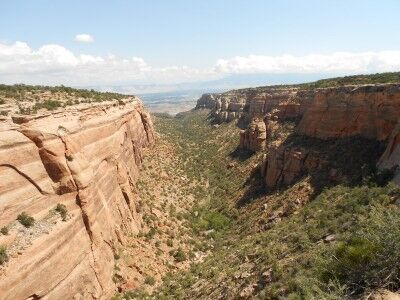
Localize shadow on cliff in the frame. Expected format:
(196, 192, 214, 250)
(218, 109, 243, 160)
(229, 147, 255, 162)
(236, 167, 265, 207)
(276, 134, 388, 198)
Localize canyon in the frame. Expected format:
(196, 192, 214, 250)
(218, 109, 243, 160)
(1, 74, 400, 299)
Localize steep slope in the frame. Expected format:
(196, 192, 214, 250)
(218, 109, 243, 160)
(116, 110, 400, 300)
(0, 100, 154, 299)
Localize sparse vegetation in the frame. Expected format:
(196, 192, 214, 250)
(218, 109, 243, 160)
(55, 203, 68, 221)
(34, 100, 62, 111)
(0, 83, 135, 115)
(0, 84, 129, 102)
(17, 212, 35, 228)
(302, 71, 400, 88)
(0, 246, 8, 265)
(0, 226, 9, 235)
(124, 110, 400, 299)
(170, 247, 187, 262)
(144, 275, 156, 286)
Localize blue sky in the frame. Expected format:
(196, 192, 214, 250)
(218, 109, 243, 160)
(1, 0, 400, 92)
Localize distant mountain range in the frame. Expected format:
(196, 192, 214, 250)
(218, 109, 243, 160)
(88, 72, 347, 95)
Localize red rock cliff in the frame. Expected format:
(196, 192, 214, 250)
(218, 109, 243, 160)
(197, 84, 400, 189)
(265, 84, 400, 188)
(0, 100, 154, 299)
(296, 85, 400, 140)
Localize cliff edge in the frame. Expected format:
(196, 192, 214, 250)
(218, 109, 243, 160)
(0, 99, 154, 299)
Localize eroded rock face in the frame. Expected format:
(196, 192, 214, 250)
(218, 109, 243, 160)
(239, 118, 267, 152)
(195, 94, 217, 109)
(263, 136, 386, 189)
(297, 85, 400, 140)
(378, 120, 400, 184)
(204, 83, 400, 189)
(195, 87, 310, 124)
(0, 100, 154, 299)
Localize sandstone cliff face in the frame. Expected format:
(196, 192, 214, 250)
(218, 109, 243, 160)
(0, 100, 154, 299)
(297, 85, 400, 141)
(196, 84, 400, 189)
(196, 87, 309, 124)
(239, 118, 267, 152)
(195, 94, 217, 110)
(264, 85, 400, 188)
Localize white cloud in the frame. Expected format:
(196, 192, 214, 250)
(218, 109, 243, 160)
(0, 41, 210, 87)
(75, 34, 94, 43)
(214, 51, 400, 74)
(1, 41, 400, 91)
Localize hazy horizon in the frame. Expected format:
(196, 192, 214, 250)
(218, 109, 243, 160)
(1, 0, 400, 93)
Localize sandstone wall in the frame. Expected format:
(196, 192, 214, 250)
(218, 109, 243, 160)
(195, 87, 309, 124)
(239, 119, 267, 152)
(265, 84, 400, 188)
(197, 84, 400, 189)
(195, 94, 217, 109)
(0, 100, 154, 299)
(297, 85, 400, 140)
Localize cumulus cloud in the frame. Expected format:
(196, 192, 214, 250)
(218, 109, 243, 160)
(75, 34, 94, 43)
(0, 41, 208, 86)
(1, 41, 400, 90)
(214, 52, 400, 74)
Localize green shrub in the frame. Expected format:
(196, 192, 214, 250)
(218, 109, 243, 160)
(145, 227, 156, 239)
(144, 275, 156, 286)
(321, 205, 400, 295)
(0, 246, 8, 265)
(17, 212, 35, 228)
(0, 226, 8, 235)
(170, 247, 186, 262)
(191, 210, 231, 232)
(41, 100, 61, 110)
(64, 99, 74, 106)
(55, 203, 68, 221)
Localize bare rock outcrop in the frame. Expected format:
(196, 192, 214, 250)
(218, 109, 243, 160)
(0, 100, 154, 299)
(239, 118, 267, 152)
(195, 93, 217, 109)
(203, 83, 400, 189)
(195, 87, 310, 125)
(264, 85, 400, 188)
(297, 84, 400, 140)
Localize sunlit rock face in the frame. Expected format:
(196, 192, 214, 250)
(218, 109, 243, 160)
(296, 85, 400, 140)
(0, 100, 154, 299)
(196, 84, 400, 189)
(265, 84, 400, 188)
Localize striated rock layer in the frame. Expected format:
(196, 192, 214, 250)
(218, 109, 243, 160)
(196, 87, 309, 124)
(196, 84, 400, 189)
(239, 118, 267, 152)
(265, 84, 400, 188)
(0, 100, 154, 299)
(296, 85, 400, 140)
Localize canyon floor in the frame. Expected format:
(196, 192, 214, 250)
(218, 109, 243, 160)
(112, 109, 400, 300)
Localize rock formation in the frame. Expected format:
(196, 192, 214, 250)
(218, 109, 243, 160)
(195, 94, 217, 110)
(196, 87, 308, 124)
(0, 100, 154, 299)
(196, 83, 400, 189)
(239, 118, 267, 152)
(296, 85, 400, 140)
